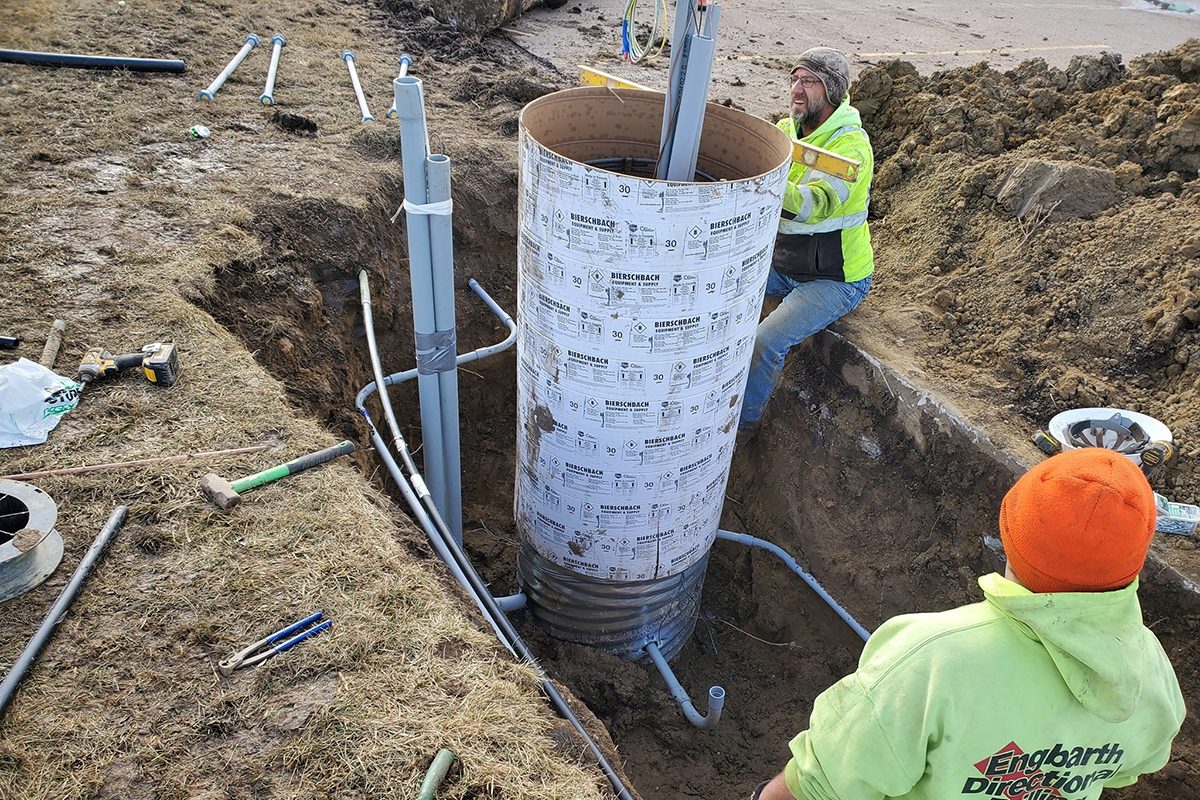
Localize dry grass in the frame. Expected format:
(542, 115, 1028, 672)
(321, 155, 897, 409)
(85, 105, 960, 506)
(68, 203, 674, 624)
(0, 0, 608, 798)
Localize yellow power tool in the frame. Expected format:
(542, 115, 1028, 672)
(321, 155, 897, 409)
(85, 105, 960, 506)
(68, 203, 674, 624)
(78, 342, 181, 387)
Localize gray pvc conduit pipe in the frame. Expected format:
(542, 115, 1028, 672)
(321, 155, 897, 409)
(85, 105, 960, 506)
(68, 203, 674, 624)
(359, 271, 420, 476)
(259, 34, 285, 106)
(356, 276, 635, 800)
(717, 530, 871, 642)
(644, 526, 868, 729)
(359, 271, 501, 638)
(364, 421, 634, 800)
(342, 50, 374, 123)
(365, 419, 510, 644)
(644, 641, 725, 730)
(0, 49, 186, 72)
(386, 54, 414, 120)
(0, 505, 128, 717)
(395, 74, 448, 532)
(426, 153, 464, 542)
(493, 591, 527, 613)
(197, 33, 259, 101)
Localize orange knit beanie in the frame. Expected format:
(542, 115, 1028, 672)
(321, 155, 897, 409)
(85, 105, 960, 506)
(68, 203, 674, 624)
(1000, 447, 1156, 593)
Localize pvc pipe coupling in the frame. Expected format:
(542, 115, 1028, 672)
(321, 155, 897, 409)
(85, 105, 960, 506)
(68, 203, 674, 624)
(342, 49, 374, 123)
(197, 33, 260, 102)
(258, 33, 286, 106)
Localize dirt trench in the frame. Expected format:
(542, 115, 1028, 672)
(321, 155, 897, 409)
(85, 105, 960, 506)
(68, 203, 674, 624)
(194, 138, 1200, 797)
(191, 165, 869, 798)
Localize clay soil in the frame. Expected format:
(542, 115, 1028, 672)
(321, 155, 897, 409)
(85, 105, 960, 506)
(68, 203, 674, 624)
(1, 2, 1199, 800)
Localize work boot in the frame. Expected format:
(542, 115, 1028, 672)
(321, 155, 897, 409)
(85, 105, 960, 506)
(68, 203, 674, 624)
(735, 421, 762, 453)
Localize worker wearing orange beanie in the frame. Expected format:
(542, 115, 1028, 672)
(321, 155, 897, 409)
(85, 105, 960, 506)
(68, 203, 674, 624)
(752, 448, 1185, 800)
(1000, 447, 1157, 593)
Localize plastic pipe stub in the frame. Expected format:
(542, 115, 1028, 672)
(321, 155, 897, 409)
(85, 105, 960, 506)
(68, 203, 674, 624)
(0, 480, 65, 602)
(393, 76, 425, 120)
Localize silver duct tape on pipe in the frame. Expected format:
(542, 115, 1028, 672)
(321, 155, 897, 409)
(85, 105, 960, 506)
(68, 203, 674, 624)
(518, 543, 708, 661)
(514, 87, 791, 663)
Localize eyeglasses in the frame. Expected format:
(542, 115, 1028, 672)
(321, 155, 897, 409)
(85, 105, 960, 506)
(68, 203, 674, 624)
(790, 76, 821, 89)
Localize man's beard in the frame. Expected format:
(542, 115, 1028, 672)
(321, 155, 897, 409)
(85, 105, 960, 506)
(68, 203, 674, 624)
(792, 101, 828, 130)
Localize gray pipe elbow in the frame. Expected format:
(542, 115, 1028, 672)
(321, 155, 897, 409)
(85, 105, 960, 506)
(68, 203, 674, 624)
(682, 685, 725, 729)
(645, 641, 725, 730)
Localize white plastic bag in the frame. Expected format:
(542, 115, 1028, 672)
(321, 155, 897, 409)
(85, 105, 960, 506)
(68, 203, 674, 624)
(0, 358, 82, 448)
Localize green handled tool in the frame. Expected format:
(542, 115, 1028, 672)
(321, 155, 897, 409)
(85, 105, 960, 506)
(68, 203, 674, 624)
(201, 440, 355, 510)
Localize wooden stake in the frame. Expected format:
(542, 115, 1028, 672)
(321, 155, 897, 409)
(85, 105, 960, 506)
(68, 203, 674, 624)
(38, 319, 66, 369)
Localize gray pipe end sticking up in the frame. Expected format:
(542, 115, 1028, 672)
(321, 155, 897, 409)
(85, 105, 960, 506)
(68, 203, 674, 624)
(393, 75, 425, 122)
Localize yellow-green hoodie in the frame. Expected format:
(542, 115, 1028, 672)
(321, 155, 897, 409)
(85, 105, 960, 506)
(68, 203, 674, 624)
(784, 574, 1185, 800)
(773, 99, 874, 283)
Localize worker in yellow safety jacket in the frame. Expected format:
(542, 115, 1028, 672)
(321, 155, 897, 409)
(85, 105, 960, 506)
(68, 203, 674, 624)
(739, 46, 874, 429)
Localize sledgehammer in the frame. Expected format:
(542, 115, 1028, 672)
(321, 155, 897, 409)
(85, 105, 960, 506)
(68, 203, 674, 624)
(201, 441, 355, 510)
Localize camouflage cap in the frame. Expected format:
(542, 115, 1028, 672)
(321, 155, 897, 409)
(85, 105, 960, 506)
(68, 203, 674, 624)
(792, 46, 851, 106)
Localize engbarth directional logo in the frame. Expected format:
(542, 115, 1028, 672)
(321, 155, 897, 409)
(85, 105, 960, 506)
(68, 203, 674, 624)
(963, 741, 1125, 798)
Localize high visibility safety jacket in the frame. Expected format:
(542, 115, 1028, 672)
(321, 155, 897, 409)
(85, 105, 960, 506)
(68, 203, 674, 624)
(783, 574, 1185, 800)
(774, 99, 874, 283)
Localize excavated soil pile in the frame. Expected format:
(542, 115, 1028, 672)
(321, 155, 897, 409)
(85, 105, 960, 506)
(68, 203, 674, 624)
(849, 40, 1200, 505)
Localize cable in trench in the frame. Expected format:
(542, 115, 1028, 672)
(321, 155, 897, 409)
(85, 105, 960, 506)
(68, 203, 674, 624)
(357, 271, 636, 800)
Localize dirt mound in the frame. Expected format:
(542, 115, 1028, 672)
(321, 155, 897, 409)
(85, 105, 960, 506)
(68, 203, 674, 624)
(859, 42, 1199, 172)
(852, 39, 1200, 510)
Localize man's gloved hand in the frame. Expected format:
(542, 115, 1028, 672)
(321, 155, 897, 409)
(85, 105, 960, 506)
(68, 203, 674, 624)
(749, 780, 770, 800)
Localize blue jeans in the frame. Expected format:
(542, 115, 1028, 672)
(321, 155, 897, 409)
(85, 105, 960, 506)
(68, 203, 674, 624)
(739, 270, 873, 427)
